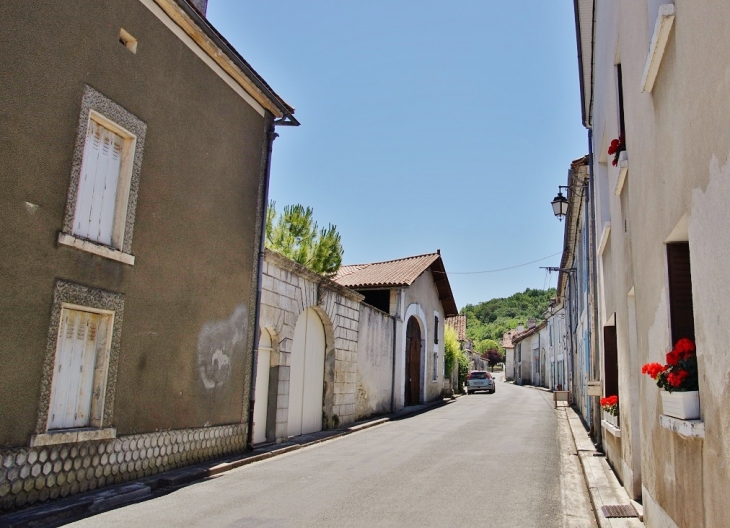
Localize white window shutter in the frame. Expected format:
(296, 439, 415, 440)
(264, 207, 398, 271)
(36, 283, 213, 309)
(73, 121, 122, 246)
(48, 309, 110, 430)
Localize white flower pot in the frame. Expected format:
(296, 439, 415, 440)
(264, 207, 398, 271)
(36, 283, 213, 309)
(603, 412, 619, 428)
(661, 390, 700, 420)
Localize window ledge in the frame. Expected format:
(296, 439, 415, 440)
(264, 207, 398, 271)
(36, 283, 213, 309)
(601, 420, 621, 437)
(58, 233, 135, 265)
(659, 415, 704, 439)
(614, 151, 629, 196)
(641, 4, 676, 93)
(30, 428, 117, 447)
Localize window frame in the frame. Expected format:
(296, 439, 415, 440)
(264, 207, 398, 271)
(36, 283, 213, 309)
(32, 280, 125, 447)
(59, 86, 147, 265)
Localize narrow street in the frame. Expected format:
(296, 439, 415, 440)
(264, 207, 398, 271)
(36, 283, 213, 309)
(68, 379, 594, 528)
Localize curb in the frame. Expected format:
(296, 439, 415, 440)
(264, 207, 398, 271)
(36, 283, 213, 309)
(564, 406, 644, 527)
(0, 399, 452, 527)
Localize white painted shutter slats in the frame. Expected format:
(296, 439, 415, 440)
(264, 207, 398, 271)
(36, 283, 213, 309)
(48, 309, 110, 430)
(73, 120, 123, 246)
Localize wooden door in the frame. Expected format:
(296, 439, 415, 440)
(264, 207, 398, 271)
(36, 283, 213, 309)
(288, 309, 325, 437)
(404, 317, 421, 406)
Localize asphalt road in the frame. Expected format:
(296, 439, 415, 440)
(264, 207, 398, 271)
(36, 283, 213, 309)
(69, 379, 578, 527)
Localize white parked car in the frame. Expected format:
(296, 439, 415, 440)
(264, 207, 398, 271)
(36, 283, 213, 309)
(466, 370, 495, 394)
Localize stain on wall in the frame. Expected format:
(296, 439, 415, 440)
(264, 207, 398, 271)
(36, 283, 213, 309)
(197, 304, 248, 390)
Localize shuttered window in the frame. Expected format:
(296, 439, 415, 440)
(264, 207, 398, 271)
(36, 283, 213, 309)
(73, 120, 124, 247)
(667, 243, 695, 344)
(433, 351, 438, 381)
(48, 308, 112, 430)
(434, 315, 439, 344)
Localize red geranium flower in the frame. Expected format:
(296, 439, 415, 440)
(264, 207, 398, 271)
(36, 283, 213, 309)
(667, 370, 689, 388)
(641, 363, 665, 379)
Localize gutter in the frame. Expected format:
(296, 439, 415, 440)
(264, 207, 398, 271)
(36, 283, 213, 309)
(171, 0, 300, 125)
(587, 129, 602, 444)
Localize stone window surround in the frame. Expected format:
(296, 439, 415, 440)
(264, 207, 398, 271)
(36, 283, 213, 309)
(32, 280, 125, 446)
(59, 85, 147, 265)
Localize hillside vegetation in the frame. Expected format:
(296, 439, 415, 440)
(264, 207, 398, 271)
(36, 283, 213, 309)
(461, 288, 556, 349)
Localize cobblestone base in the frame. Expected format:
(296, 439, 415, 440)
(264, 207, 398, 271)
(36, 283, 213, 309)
(0, 424, 245, 512)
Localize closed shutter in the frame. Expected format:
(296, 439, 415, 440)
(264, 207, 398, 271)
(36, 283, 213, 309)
(73, 120, 123, 246)
(667, 243, 695, 344)
(603, 325, 618, 398)
(49, 308, 110, 430)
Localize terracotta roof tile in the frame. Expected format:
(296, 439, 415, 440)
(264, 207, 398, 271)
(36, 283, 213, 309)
(446, 315, 467, 341)
(333, 253, 441, 288)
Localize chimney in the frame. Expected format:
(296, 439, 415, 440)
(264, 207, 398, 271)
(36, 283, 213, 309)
(517, 325, 524, 333)
(189, 0, 208, 16)
(527, 318, 536, 329)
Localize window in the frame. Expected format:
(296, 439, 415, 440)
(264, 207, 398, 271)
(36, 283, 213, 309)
(32, 280, 124, 446)
(48, 306, 114, 430)
(59, 86, 147, 265)
(616, 64, 626, 141)
(433, 352, 438, 381)
(603, 323, 619, 398)
(73, 116, 134, 248)
(434, 315, 439, 344)
(667, 243, 695, 344)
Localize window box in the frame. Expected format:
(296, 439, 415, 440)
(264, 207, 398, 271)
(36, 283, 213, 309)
(603, 411, 619, 428)
(660, 390, 700, 420)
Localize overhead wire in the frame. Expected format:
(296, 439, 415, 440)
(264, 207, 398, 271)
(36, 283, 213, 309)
(435, 251, 562, 275)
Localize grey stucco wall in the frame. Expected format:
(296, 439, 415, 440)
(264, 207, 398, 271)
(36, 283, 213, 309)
(0, 0, 268, 444)
(355, 305, 394, 420)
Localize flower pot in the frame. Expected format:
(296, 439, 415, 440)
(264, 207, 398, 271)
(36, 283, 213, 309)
(603, 411, 619, 428)
(661, 390, 700, 420)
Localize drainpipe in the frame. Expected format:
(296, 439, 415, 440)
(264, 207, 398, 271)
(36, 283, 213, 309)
(246, 119, 279, 448)
(587, 128, 602, 444)
(390, 289, 401, 412)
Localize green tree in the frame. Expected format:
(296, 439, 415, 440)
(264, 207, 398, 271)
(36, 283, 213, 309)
(476, 338, 501, 355)
(266, 201, 344, 275)
(443, 325, 460, 378)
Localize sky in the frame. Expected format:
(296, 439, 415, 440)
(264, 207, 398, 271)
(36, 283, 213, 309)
(207, 1, 588, 309)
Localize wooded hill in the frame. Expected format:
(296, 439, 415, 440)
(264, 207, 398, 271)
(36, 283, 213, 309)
(461, 288, 556, 347)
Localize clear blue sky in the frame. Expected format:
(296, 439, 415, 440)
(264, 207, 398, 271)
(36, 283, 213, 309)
(208, 1, 587, 309)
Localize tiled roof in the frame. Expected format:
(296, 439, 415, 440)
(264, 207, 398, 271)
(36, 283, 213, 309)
(334, 253, 441, 288)
(502, 330, 516, 349)
(333, 252, 458, 317)
(511, 320, 547, 344)
(446, 315, 467, 341)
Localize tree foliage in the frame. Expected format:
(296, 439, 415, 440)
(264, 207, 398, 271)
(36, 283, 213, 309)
(443, 325, 460, 378)
(266, 201, 344, 275)
(461, 288, 556, 344)
(476, 338, 501, 354)
(484, 349, 505, 367)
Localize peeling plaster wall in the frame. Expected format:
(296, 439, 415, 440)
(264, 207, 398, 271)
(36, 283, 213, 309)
(355, 305, 394, 420)
(589, 1, 730, 525)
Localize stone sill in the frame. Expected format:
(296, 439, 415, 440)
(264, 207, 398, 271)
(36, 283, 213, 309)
(30, 428, 117, 447)
(641, 4, 676, 93)
(601, 420, 621, 437)
(659, 415, 704, 438)
(58, 233, 135, 265)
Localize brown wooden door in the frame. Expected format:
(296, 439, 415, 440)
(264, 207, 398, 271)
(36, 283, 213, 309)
(405, 317, 421, 406)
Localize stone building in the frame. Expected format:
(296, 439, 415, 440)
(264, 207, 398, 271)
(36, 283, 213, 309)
(0, 0, 296, 510)
(333, 252, 459, 409)
(572, 1, 730, 525)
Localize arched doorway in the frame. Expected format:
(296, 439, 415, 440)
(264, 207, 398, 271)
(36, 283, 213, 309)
(288, 308, 326, 436)
(404, 316, 422, 406)
(253, 328, 273, 444)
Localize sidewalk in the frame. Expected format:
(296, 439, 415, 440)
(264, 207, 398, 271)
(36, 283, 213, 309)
(0, 398, 455, 527)
(563, 405, 644, 528)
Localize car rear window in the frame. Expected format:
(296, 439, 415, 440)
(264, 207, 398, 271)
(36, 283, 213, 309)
(470, 371, 490, 379)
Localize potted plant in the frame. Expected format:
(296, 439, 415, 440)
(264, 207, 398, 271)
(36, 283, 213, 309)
(607, 135, 625, 167)
(600, 395, 619, 427)
(641, 338, 700, 420)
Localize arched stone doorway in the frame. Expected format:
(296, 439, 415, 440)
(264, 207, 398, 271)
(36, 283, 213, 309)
(253, 328, 273, 444)
(404, 316, 422, 406)
(288, 308, 326, 436)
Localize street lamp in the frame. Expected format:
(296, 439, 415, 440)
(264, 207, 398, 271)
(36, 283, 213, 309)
(551, 186, 569, 221)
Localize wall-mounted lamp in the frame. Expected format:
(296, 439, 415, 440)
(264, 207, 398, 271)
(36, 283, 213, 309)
(551, 186, 570, 221)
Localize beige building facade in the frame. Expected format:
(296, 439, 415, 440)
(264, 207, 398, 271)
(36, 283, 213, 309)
(574, 1, 730, 525)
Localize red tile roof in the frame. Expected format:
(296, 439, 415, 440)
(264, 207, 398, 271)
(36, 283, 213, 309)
(446, 315, 467, 341)
(333, 252, 458, 316)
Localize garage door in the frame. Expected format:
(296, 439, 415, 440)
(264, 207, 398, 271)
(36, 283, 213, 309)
(288, 308, 325, 437)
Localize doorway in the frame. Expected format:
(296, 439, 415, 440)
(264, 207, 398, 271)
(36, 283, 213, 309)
(253, 328, 273, 444)
(288, 308, 326, 437)
(404, 316, 422, 406)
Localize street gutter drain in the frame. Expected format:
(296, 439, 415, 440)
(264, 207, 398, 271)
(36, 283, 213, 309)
(601, 505, 639, 518)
